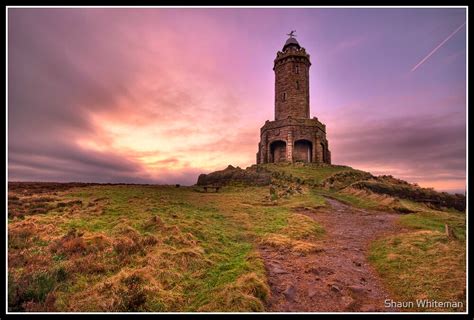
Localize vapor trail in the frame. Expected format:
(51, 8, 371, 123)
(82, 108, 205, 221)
(411, 22, 466, 72)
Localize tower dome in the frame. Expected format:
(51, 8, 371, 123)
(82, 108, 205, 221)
(282, 37, 301, 51)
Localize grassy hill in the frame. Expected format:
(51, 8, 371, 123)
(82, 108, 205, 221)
(7, 163, 466, 312)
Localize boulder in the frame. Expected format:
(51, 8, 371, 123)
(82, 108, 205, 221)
(196, 165, 271, 186)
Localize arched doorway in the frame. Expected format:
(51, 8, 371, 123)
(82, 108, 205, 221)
(294, 140, 312, 162)
(269, 140, 287, 163)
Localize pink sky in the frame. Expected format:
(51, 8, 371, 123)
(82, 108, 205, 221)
(8, 8, 467, 193)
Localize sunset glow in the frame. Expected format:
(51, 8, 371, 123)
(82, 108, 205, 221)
(8, 8, 466, 193)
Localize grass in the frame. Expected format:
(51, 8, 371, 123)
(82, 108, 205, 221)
(257, 162, 354, 185)
(314, 189, 383, 210)
(369, 231, 466, 311)
(8, 162, 466, 312)
(399, 210, 466, 240)
(369, 200, 466, 311)
(8, 182, 325, 312)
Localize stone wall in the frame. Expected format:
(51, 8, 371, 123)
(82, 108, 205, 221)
(256, 118, 331, 165)
(274, 47, 311, 120)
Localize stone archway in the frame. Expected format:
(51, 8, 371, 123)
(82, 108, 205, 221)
(294, 139, 313, 162)
(269, 140, 287, 163)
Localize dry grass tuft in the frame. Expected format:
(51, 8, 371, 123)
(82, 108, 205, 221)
(160, 247, 210, 270)
(68, 268, 169, 312)
(342, 187, 399, 209)
(50, 229, 88, 257)
(198, 272, 269, 312)
(260, 234, 324, 256)
(281, 213, 324, 240)
(235, 272, 270, 301)
(142, 215, 166, 232)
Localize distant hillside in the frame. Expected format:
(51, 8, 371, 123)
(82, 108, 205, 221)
(197, 163, 465, 212)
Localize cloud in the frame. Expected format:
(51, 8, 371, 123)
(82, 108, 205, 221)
(7, 9, 263, 185)
(328, 106, 466, 191)
(325, 34, 368, 57)
(7, 8, 466, 192)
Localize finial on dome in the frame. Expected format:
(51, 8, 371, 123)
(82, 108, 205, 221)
(283, 31, 300, 51)
(287, 30, 296, 38)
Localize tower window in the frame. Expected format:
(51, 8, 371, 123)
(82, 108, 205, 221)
(282, 92, 287, 101)
(296, 81, 300, 90)
(295, 65, 299, 74)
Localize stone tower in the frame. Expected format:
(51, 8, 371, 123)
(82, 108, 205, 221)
(256, 33, 331, 164)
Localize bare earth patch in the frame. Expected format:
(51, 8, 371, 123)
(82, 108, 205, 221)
(260, 197, 402, 312)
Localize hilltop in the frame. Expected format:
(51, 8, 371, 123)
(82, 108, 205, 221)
(7, 163, 466, 312)
(198, 162, 465, 212)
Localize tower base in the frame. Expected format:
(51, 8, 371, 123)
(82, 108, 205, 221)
(256, 117, 331, 164)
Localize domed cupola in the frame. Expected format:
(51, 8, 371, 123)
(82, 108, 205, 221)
(282, 36, 301, 51)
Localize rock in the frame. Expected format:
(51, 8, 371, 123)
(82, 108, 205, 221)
(353, 261, 362, 267)
(196, 165, 271, 186)
(283, 285, 297, 301)
(341, 296, 355, 310)
(348, 285, 366, 295)
(330, 284, 341, 293)
(272, 266, 289, 274)
(359, 304, 379, 312)
(308, 266, 335, 276)
(308, 288, 318, 298)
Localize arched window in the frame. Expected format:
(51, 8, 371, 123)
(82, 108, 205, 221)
(282, 92, 287, 101)
(296, 81, 300, 90)
(295, 65, 299, 74)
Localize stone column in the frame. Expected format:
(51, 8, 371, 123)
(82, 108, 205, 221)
(287, 129, 293, 162)
(315, 137, 322, 163)
(266, 142, 271, 163)
(262, 134, 268, 163)
(325, 140, 331, 164)
(312, 137, 317, 163)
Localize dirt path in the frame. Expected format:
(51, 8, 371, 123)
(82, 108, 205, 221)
(260, 197, 401, 312)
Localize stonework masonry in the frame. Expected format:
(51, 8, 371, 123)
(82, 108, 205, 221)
(257, 35, 331, 164)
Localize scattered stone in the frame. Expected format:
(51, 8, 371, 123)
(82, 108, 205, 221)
(308, 266, 334, 276)
(308, 288, 318, 298)
(341, 296, 355, 310)
(348, 285, 366, 295)
(353, 261, 362, 267)
(283, 285, 297, 301)
(272, 266, 289, 275)
(330, 284, 341, 293)
(359, 304, 379, 312)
